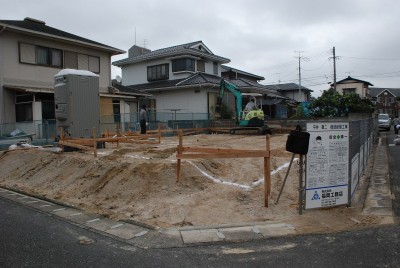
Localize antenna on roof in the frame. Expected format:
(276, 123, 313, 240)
(143, 39, 148, 48)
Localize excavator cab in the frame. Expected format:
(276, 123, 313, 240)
(241, 93, 264, 126)
(217, 79, 271, 134)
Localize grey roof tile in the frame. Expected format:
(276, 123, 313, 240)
(124, 73, 286, 99)
(113, 41, 230, 66)
(0, 18, 124, 54)
(221, 65, 265, 80)
(336, 76, 373, 86)
(264, 83, 313, 92)
(369, 87, 400, 97)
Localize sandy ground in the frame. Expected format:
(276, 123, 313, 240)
(0, 134, 390, 234)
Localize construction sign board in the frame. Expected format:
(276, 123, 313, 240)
(305, 122, 349, 209)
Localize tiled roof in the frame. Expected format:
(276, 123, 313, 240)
(124, 72, 286, 99)
(177, 72, 222, 86)
(369, 87, 400, 97)
(221, 65, 265, 80)
(113, 41, 230, 66)
(111, 83, 152, 97)
(336, 76, 373, 86)
(264, 83, 313, 92)
(0, 18, 124, 55)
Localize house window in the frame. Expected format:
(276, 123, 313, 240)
(389, 97, 395, 103)
(197, 60, 205, 72)
(20, 43, 62, 68)
(147, 64, 169, 81)
(172, 58, 194, 72)
(64, 51, 100, 73)
(213, 62, 218, 75)
(342, 88, 356, 95)
(377, 97, 382, 103)
(112, 100, 120, 123)
(15, 92, 33, 122)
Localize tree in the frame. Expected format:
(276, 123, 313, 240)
(307, 91, 375, 118)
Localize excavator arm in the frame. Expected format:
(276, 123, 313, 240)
(217, 79, 243, 123)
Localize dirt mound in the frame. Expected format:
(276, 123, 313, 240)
(0, 134, 387, 233)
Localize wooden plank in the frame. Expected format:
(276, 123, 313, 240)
(182, 146, 270, 155)
(176, 131, 273, 208)
(177, 151, 268, 159)
(59, 140, 95, 152)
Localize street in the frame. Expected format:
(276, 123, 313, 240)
(1, 198, 399, 267)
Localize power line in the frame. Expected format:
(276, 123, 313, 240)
(341, 56, 400, 61)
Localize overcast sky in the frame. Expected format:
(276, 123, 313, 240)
(2, 0, 400, 97)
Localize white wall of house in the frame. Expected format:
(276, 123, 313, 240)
(121, 61, 151, 85)
(204, 61, 219, 75)
(282, 90, 307, 102)
(336, 83, 366, 97)
(152, 88, 209, 121)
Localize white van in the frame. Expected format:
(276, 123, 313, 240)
(378, 114, 391, 131)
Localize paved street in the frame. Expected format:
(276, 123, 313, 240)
(1, 196, 400, 267)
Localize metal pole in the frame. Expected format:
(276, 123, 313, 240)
(299, 154, 304, 215)
(45, 120, 48, 145)
(275, 153, 296, 204)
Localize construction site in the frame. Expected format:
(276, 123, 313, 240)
(0, 123, 393, 235)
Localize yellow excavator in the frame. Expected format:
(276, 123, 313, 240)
(216, 79, 272, 134)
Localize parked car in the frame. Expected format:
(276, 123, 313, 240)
(378, 113, 391, 131)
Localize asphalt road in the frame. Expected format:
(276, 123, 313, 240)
(1, 194, 399, 267)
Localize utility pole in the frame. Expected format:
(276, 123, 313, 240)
(330, 46, 339, 92)
(295, 51, 305, 102)
(333, 46, 337, 92)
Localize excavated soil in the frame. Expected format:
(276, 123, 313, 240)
(0, 134, 390, 234)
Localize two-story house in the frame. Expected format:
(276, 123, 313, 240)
(0, 17, 147, 137)
(334, 76, 373, 98)
(112, 41, 289, 122)
(369, 87, 400, 117)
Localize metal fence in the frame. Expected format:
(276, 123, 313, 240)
(0, 112, 377, 157)
(0, 112, 212, 140)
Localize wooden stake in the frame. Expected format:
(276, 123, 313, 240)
(264, 134, 271, 207)
(59, 127, 65, 153)
(93, 127, 97, 158)
(158, 123, 161, 143)
(176, 131, 183, 182)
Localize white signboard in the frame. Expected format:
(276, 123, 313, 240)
(305, 122, 349, 209)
